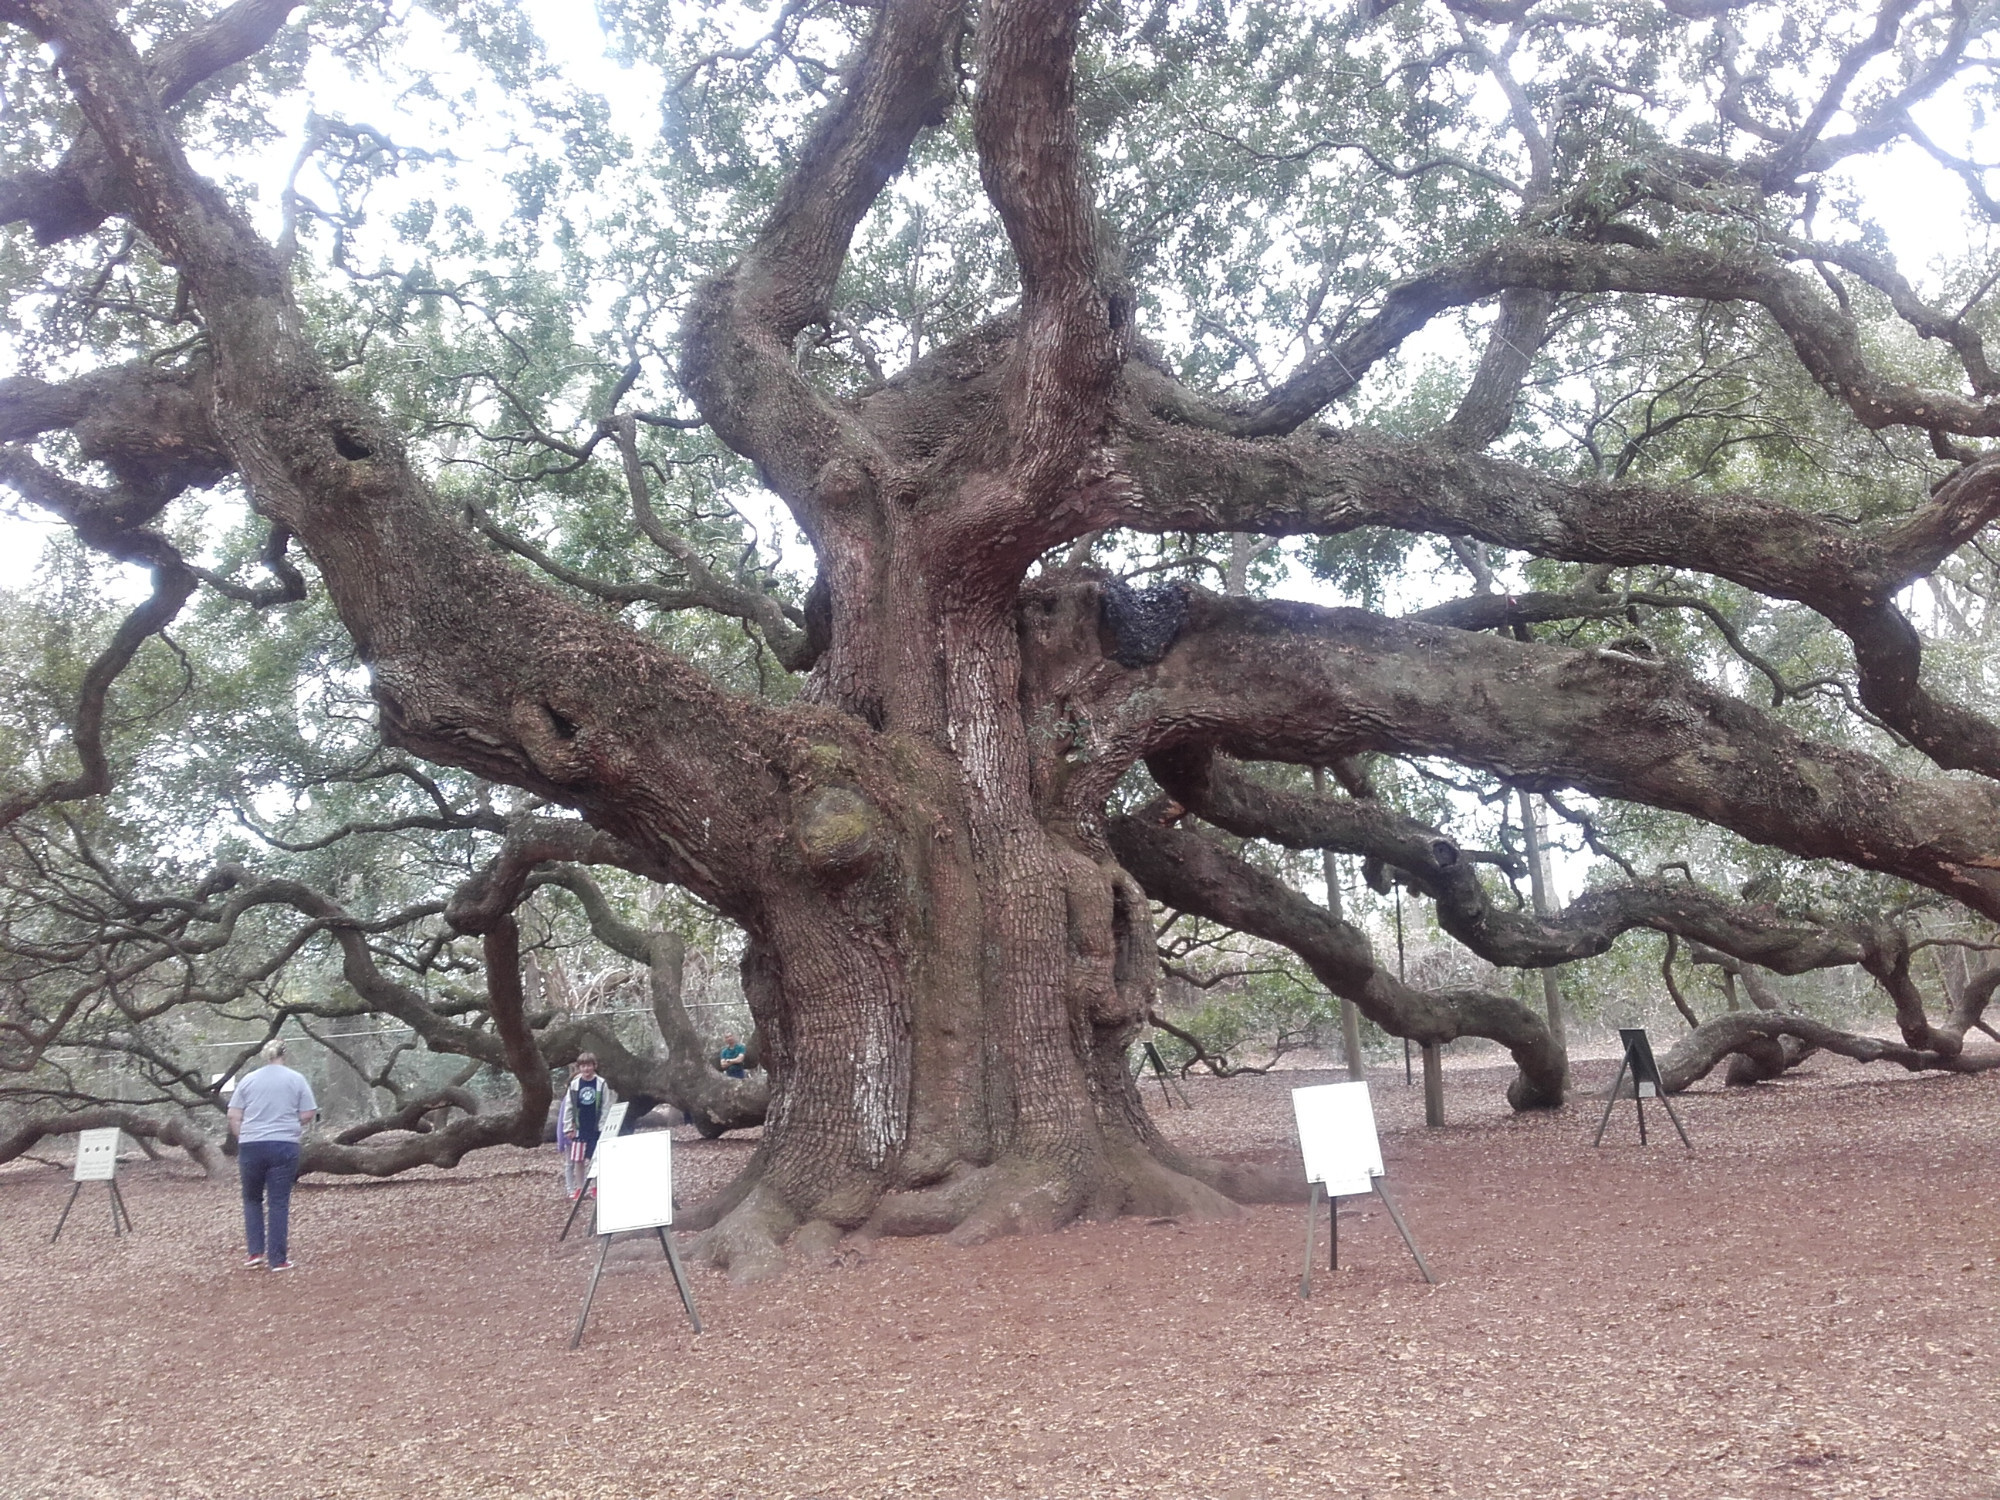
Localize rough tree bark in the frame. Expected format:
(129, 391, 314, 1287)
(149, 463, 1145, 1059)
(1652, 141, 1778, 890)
(8, 0, 2000, 1274)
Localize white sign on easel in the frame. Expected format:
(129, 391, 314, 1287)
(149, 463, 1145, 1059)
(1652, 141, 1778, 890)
(1290, 1081, 1435, 1294)
(1292, 1082, 1385, 1196)
(583, 1102, 630, 1182)
(72, 1128, 121, 1182)
(52, 1128, 136, 1242)
(570, 1131, 701, 1346)
(593, 1131, 673, 1232)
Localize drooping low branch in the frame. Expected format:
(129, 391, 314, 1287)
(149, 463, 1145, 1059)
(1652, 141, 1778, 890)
(1149, 746, 1878, 976)
(534, 868, 770, 1136)
(0, 558, 197, 835)
(1658, 1009, 2000, 1093)
(298, 916, 551, 1176)
(0, 1105, 223, 1176)
(1107, 807, 1567, 1108)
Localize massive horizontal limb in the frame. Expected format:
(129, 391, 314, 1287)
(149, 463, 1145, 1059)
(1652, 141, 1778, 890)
(1050, 588, 2000, 920)
(1658, 1009, 2000, 1093)
(1101, 395, 2000, 777)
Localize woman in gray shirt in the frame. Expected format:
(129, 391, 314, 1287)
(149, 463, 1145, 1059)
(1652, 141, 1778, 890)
(227, 1040, 317, 1270)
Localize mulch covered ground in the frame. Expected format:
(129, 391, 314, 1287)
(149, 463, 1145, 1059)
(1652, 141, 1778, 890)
(3, 1049, 1998, 1500)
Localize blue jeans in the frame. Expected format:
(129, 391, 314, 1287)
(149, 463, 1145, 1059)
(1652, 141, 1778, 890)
(239, 1140, 301, 1263)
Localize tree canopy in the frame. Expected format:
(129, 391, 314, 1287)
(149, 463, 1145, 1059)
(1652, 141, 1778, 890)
(4, 0, 2000, 1270)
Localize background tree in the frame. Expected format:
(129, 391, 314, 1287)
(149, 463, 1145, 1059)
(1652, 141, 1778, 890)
(5, 0, 2000, 1277)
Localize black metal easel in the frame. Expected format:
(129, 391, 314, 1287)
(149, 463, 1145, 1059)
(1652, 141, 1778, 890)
(1139, 1041, 1191, 1109)
(570, 1226, 702, 1347)
(1592, 1027, 1692, 1150)
(1299, 1176, 1436, 1297)
(51, 1176, 135, 1243)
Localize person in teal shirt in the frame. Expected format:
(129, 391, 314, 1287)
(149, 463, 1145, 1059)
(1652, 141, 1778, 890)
(717, 1035, 748, 1079)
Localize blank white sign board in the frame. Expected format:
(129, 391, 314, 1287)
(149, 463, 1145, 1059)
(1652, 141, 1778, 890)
(72, 1128, 121, 1182)
(1291, 1082, 1385, 1198)
(584, 1102, 630, 1182)
(593, 1132, 674, 1234)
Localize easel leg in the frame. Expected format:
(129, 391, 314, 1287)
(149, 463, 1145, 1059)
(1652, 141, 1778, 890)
(1592, 1058, 1632, 1147)
(111, 1180, 136, 1233)
(51, 1182, 83, 1243)
(559, 1183, 590, 1241)
(1329, 1191, 1338, 1270)
(1371, 1178, 1438, 1285)
(570, 1234, 613, 1350)
(660, 1228, 703, 1334)
(1657, 1091, 1694, 1152)
(109, 1181, 122, 1237)
(1300, 1182, 1323, 1300)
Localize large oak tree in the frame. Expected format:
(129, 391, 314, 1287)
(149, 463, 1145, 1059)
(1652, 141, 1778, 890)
(5, 0, 2000, 1274)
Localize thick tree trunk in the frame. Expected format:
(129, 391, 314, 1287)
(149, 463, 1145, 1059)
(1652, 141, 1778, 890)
(690, 587, 1279, 1279)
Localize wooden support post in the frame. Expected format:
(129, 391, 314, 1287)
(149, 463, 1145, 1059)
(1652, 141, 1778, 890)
(1518, 789, 1570, 1086)
(1312, 812, 1367, 1084)
(1422, 1042, 1444, 1126)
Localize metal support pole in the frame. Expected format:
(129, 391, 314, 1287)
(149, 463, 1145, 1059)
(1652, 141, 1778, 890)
(1300, 1182, 1324, 1300)
(570, 1234, 614, 1349)
(110, 1180, 135, 1234)
(1372, 1177, 1438, 1285)
(1592, 1056, 1632, 1147)
(50, 1182, 83, 1243)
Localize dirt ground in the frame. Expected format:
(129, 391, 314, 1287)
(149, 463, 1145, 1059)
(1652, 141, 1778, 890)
(3, 1050, 1999, 1500)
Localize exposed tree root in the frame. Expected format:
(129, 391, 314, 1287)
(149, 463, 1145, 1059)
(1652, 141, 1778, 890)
(688, 1178, 798, 1283)
(1175, 1154, 1304, 1206)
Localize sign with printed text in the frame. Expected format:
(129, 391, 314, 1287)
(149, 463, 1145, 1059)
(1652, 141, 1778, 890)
(1291, 1081, 1386, 1198)
(592, 1132, 674, 1235)
(72, 1128, 121, 1182)
(584, 1102, 630, 1181)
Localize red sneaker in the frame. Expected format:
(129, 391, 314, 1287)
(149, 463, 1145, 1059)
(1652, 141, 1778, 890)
(243, 1254, 266, 1269)
(268, 1260, 295, 1272)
